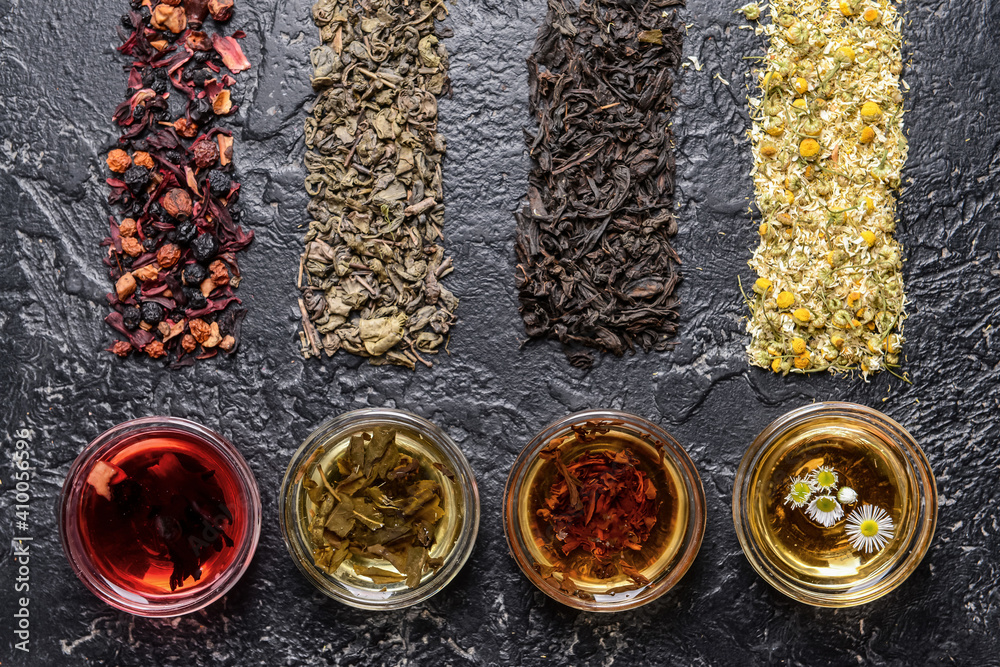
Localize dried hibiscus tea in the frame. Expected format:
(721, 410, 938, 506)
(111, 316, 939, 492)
(100, 0, 254, 364)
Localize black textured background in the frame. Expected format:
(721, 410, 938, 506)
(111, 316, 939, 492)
(1, 0, 999, 664)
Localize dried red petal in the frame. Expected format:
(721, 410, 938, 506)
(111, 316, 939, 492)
(211, 34, 251, 73)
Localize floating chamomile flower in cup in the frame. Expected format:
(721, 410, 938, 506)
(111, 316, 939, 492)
(846, 504, 895, 553)
(784, 476, 813, 508)
(837, 486, 857, 504)
(809, 465, 838, 491)
(733, 402, 938, 607)
(806, 495, 844, 527)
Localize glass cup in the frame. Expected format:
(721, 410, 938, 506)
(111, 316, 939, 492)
(504, 410, 706, 612)
(732, 401, 937, 607)
(279, 408, 479, 610)
(59, 417, 261, 617)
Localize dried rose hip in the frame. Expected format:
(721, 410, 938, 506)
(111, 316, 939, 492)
(119, 217, 137, 237)
(162, 188, 193, 220)
(157, 243, 182, 269)
(107, 149, 131, 173)
(121, 237, 143, 257)
(132, 151, 155, 169)
(189, 318, 211, 344)
(145, 340, 167, 358)
(192, 139, 219, 168)
(111, 341, 133, 357)
(181, 334, 198, 352)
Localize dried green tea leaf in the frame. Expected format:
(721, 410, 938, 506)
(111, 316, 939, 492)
(303, 426, 450, 589)
(299, 0, 457, 368)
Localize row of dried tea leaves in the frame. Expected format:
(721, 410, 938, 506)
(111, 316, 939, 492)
(304, 427, 449, 587)
(102, 0, 254, 365)
(741, 0, 908, 378)
(298, 0, 457, 369)
(515, 0, 684, 369)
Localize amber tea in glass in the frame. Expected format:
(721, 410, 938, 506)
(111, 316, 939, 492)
(291, 424, 466, 597)
(747, 418, 913, 585)
(734, 402, 937, 607)
(516, 422, 691, 600)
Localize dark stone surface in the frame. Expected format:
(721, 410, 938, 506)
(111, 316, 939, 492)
(1, 0, 999, 664)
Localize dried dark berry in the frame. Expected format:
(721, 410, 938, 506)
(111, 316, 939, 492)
(121, 13, 133, 28)
(151, 77, 168, 94)
(129, 0, 142, 8)
(191, 233, 219, 263)
(140, 301, 164, 325)
(132, 138, 149, 152)
(193, 50, 211, 64)
(189, 98, 213, 124)
(142, 237, 158, 252)
(121, 254, 135, 269)
(139, 6, 151, 23)
(122, 306, 142, 330)
(148, 202, 165, 220)
(207, 170, 231, 197)
(182, 262, 208, 285)
(184, 288, 208, 311)
(186, 67, 212, 87)
(164, 150, 185, 165)
(175, 221, 198, 244)
(123, 165, 150, 191)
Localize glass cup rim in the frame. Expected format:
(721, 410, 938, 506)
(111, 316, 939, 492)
(503, 409, 706, 612)
(278, 407, 480, 610)
(58, 416, 262, 617)
(732, 401, 938, 607)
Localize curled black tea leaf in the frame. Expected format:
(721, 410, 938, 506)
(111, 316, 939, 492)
(515, 0, 684, 367)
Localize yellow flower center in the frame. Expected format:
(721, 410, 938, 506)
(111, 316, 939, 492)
(860, 519, 880, 538)
(816, 470, 836, 487)
(816, 497, 837, 512)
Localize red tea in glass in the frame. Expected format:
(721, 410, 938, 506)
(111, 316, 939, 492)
(61, 418, 260, 616)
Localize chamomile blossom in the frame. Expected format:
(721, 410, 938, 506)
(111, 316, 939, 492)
(837, 486, 857, 504)
(784, 476, 813, 508)
(845, 504, 895, 553)
(809, 465, 838, 491)
(806, 495, 844, 527)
